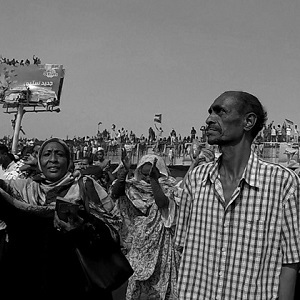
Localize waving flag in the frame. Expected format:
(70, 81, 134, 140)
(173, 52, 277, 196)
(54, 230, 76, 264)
(154, 114, 162, 123)
(285, 118, 294, 127)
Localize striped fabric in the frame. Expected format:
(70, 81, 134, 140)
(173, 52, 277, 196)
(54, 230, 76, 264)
(175, 151, 300, 300)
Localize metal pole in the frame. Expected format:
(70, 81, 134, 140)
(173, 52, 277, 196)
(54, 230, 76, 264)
(11, 104, 25, 155)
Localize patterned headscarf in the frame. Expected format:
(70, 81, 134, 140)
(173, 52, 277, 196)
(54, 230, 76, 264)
(37, 138, 72, 172)
(125, 154, 177, 214)
(134, 154, 170, 181)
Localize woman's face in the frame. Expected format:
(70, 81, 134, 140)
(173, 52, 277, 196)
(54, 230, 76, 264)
(140, 162, 152, 183)
(40, 142, 69, 182)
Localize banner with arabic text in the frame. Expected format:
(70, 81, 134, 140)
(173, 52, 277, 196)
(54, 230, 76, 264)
(0, 64, 65, 107)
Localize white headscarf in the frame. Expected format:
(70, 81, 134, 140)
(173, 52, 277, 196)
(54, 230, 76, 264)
(134, 154, 170, 181)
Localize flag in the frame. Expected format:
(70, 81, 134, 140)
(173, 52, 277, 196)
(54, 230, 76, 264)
(98, 121, 102, 125)
(285, 118, 294, 127)
(154, 114, 162, 123)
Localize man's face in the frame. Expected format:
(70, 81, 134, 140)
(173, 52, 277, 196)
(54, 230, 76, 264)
(205, 95, 245, 146)
(96, 151, 104, 160)
(40, 142, 69, 182)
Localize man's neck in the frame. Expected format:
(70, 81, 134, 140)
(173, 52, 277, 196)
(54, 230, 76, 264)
(219, 143, 252, 180)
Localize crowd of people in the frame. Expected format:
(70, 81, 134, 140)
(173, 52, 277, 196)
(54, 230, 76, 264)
(0, 90, 300, 300)
(2, 112, 298, 167)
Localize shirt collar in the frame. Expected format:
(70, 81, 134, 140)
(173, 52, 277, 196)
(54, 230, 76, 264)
(243, 151, 261, 188)
(207, 150, 261, 189)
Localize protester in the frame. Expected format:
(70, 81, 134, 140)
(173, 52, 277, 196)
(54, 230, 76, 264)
(80, 155, 114, 191)
(0, 138, 126, 299)
(175, 91, 300, 300)
(271, 125, 277, 142)
(111, 150, 180, 300)
(94, 147, 111, 170)
(148, 127, 156, 144)
(19, 140, 42, 178)
(0, 143, 25, 180)
(286, 125, 292, 143)
(190, 126, 196, 141)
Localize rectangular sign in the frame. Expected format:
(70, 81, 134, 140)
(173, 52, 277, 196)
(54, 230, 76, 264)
(0, 63, 65, 107)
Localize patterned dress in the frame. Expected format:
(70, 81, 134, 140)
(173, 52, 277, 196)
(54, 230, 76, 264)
(116, 155, 181, 300)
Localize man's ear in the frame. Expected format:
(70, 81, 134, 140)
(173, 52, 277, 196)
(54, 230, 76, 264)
(244, 112, 257, 132)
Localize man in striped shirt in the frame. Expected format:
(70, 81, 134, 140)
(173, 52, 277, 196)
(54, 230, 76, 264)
(175, 91, 300, 300)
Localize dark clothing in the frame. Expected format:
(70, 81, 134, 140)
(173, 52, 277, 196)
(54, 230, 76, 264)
(81, 165, 103, 181)
(190, 127, 196, 141)
(0, 228, 7, 282)
(1, 207, 113, 299)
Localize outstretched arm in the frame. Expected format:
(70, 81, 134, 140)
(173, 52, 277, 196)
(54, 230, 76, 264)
(110, 148, 130, 199)
(0, 181, 54, 218)
(149, 158, 169, 208)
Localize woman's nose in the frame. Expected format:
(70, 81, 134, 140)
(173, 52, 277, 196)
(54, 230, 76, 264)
(48, 152, 57, 161)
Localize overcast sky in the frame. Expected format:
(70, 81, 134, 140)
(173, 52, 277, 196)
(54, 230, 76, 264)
(1, 0, 300, 140)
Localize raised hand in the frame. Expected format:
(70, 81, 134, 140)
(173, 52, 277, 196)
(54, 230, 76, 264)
(149, 157, 160, 181)
(121, 147, 131, 171)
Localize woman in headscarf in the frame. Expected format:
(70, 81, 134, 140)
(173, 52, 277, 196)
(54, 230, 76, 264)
(0, 138, 125, 299)
(110, 150, 181, 300)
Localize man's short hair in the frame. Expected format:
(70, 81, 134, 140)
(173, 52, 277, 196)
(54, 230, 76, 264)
(222, 91, 268, 138)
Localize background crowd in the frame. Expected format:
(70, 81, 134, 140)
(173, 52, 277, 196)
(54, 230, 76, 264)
(1, 118, 299, 165)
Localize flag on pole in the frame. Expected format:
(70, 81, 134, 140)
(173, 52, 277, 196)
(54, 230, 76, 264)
(154, 114, 162, 123)
(98, 121, 102, 125)
(285, 118, 294, 127)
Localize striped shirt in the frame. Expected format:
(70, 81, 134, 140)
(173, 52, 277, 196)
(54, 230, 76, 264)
(175, 151, 300, 300)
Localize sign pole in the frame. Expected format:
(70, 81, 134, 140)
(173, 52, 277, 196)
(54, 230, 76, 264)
(11, 104, 25, 155)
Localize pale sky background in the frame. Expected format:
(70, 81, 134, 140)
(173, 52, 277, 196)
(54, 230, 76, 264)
(1, 0, 300, 140)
